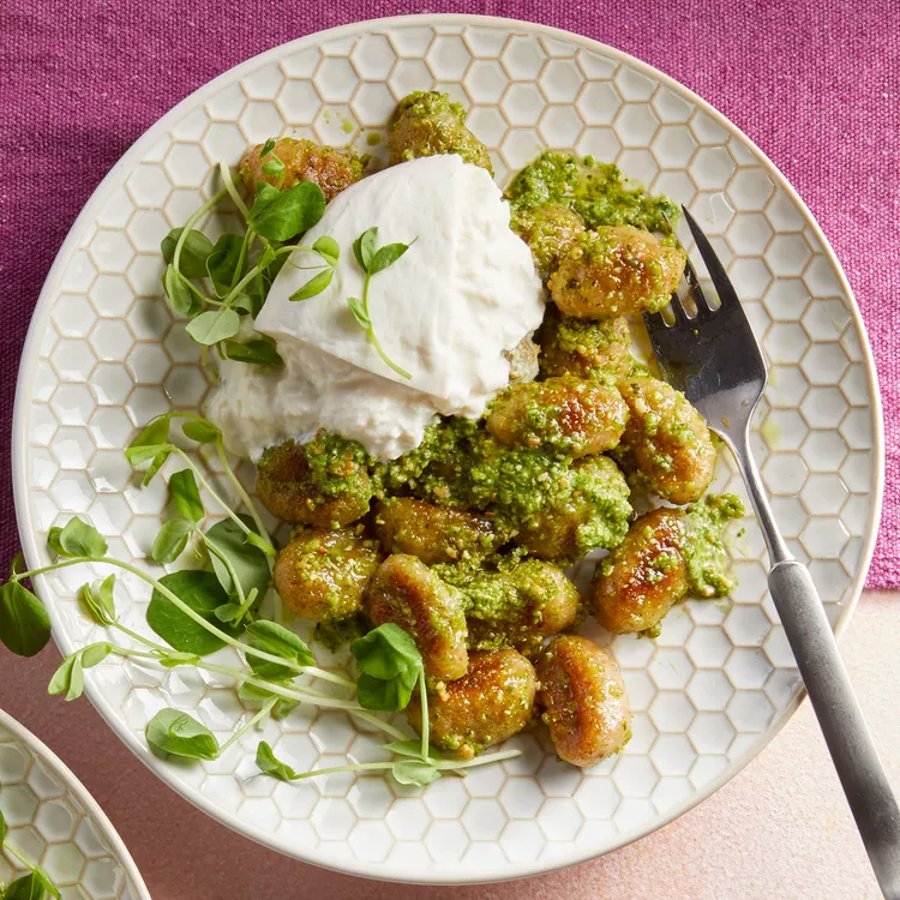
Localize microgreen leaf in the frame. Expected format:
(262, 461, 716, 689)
(352, 227, 378, 272)
(150, 518, 193, 564)
(231, 277, 266, 318)
(169, 469, 204, 523)
(185, 308, 241, 346)
(48, 518, 108, 559)
(127, 415, 171, 454)
(351, 623, 421, 680)
(350, 624, 422, 712)
(126, 417, 174, 480)
(391, 758, 441, 787)
(204, 517, 270, 605)
(355, 673, 417, 712)
(206, 234, 245, 297)
(238, 683, 298, 719)
(47, 645, 108, 701)
(290, 267, 333, 301)
(48, 652, 84, 701)
(123, 443, 172, 467)
(181, 417, 221, 444)
(4, 868, 61, 900)
(369, 242, 410, 274)
(255, 741, 299, 781)
(0, 581, 50, 657)
(261, 156, 285, 178)
(260, 137, 277, 157)
(145, 708, 220, 761)
(82, 641, 113, 668)
(213, 602, 242, 624)
(78, 574, 116, 626)
(146, 570, 235, 656)
(244, 620, 314, 679)
(223, 338, 284, 367)
(161, 228, 214, 279)
(313, 235, 340, 265)
(346, 296, 370, 330)
(162, 265, 200, 317)
(248, 181, 326, 242)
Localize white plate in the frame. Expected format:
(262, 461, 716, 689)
(12, 14, 883, 884)
(0, 709, 149, 898)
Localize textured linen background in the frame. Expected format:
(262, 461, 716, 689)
(1, 0, 898, 585)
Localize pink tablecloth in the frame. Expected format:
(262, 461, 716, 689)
(2, 0, 897, 586)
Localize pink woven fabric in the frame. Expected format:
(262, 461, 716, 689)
(1, 0, 897, 585)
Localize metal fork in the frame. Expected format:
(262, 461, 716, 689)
(644, 207, 900, 898)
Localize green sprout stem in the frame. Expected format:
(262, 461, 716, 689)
(169, 447, 275, 565)
(197, 531, 248, 609)
(231, 226, 256, 294)
(218, 160, 250, 220)
(418, 671, 429, 762)
(357, 264, 411, 380)
(96, 629, 404, 741)
(219, 698, 278, 754)
(15, 557, 291, 677)
(172, 188, 228, 276)
(2, 841, 33, 868)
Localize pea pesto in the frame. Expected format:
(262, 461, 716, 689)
(505, 150, 678, 232)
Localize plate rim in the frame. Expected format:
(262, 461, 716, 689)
(0, 707, 151, 899)
(11, 12, 885, 884)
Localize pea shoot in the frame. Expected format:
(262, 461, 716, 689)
(160, 143, 335, 365)
(346, 227, 414, 379)
(0, 808, 61, 899)
(0, 412, 521, 788)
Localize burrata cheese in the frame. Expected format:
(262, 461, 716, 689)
(208, 155, 543, 460)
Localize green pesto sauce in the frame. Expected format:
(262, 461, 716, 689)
(314, 613, 366, 652)
(382, 424, 631, 552)
(303, 431, 372, 498)
(459, 560, 558, 623)
(569, 457, 632, 554)
(683, 494, 745, 597)
(505, 151, 678, 232)
(376, 418, 479, 506)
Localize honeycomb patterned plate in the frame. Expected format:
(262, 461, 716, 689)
(0, 709, 149, 898)
(12, 14, 883, 884)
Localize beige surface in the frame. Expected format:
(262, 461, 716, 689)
(0, 591, 896, 899)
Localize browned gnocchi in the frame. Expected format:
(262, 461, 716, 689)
(407, 649, 536, 758)
(486, 376, 628, 458)
(388, 90, 492, 173)
(255, 437, 373, 528)
(536, 635, 631, 767)
(538, 306, 633, 383)
(593, 507, 689, 635)
(548, 225, 685, 319)
(461, 559, 581, 656)
(274, 527, 382, 623)
(510, 203, 585, 282)
(615, 376, 716, 504)
(594, 495, 744, 636)
(365, 554, 468, 683)
(373, 497, 502, 565)
(240, 137, 365, 201)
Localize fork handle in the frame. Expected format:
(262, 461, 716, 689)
(768, 560, 900, 897)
